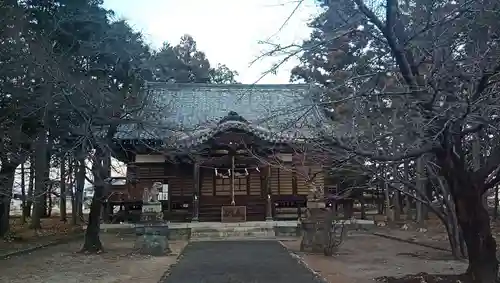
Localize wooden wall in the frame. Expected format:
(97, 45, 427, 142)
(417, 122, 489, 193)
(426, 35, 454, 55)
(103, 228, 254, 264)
(268, 153, 324, 197)
(199, 168, 261, 196)
(295, 165, 324, 195)
(201, 170, 213, 196)
(269, 167, 294, 195)
(248, 169, 261, 196)
(125, 163, 194, 199)
(119, 152, 325, 202)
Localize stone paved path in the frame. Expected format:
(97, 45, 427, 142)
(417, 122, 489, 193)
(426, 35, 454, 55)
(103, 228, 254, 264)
(161, 241, 324, 283)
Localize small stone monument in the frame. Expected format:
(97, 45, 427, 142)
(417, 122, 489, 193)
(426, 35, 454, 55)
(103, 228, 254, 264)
(300, 182, 332, 254)
(135, 182, 170, 256)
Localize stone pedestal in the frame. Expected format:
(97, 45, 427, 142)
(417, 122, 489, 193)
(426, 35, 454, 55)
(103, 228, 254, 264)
(141, 202, 163, 222)
(300, 197, 335, 255)
(135, 202, 170, 256)
(135, 224, 171, 255)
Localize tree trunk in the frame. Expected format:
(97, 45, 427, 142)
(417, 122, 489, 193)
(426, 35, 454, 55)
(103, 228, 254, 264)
(447, 196, 467, 258)
(81, 154, 105, 253)
(415, 157, 426, 226)
(455, 192, 498, 283)
(20, 162, 27, 224)
(25, 154, 34, 218)
(392, 159, 401, 221)
(377, 185, 384, 215)
(403, 161, 413, 220)
(101, 152, 111, 222)
(376, 164, 385, 215)
(75, 156, 85, 222)
(42, 133, 53, 218)
(359, 197, 367, 219)
(392, 192, 401, 221)
(81, 124, 117, 253)
(69, 159, 78, 226)
(383, 181, 391, 220)
(60, 155, 67, 222)
(81, 184, 104, 252)
(47, 184, 53, 217)
(444, 206, 464, 259)
(472, 138, 489, 211)
(443, 219, 460, 259)
(405, 195, 413, 220)
(434, 175, 466, 259)
(0, 163, 16, 237)
(494, 185, 499, 220)
(31, 129, 48, 229)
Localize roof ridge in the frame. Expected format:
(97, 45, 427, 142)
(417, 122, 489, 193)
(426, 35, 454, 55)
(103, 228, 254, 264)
(146, 82, 312, 89)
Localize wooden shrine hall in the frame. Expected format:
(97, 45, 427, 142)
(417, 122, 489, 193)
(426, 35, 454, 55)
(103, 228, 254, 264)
(107, 83, 328, 223)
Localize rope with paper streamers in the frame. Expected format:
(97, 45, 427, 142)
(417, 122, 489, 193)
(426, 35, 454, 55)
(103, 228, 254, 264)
(201, 164, 261, 171)
(214, 167, 256, 178)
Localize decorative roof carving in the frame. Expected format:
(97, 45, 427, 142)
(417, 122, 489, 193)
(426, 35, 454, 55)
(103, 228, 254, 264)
(218, 111, 248, 125)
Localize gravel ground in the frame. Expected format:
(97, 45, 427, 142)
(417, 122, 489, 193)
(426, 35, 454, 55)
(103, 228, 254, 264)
(162, 240, 324, 283)
(0, 234, 187, 283)
(281, 233, 467, 283)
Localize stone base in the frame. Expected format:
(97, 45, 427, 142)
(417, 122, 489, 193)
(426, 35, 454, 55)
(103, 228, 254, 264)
(135, 223, 170, 256)
(141, 202, 163, 222)
(135, 234, 171, 256)
(307, 200, 326, 209)
(300, 220, 339, 255)
(300, 205, 337, 255)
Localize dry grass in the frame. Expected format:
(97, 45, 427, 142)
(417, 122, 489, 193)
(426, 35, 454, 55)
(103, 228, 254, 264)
(1, 217, 84, 255)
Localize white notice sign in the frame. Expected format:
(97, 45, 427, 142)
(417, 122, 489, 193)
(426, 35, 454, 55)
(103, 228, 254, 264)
(159, 184, 169, 200)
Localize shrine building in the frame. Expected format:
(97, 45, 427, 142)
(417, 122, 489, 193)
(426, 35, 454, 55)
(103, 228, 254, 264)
(107, 83, 330, 223)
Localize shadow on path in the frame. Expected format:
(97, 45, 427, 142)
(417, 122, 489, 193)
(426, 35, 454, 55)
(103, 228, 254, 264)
(161, 241, 324, 283)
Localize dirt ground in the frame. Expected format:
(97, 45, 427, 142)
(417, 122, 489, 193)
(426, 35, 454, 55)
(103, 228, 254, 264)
(0, 233, 187, 283)
(281, 232, 468, 283)
(0, 217, 84, 255)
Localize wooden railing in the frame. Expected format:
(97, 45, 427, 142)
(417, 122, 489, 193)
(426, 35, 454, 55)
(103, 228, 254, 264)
(272, 195, 307, 221)
(165, 196, 192, 222)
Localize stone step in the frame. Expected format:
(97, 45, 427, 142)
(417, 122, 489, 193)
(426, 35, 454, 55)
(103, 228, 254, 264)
(191, 236, 279, 242)
(190, 226, 276, 239)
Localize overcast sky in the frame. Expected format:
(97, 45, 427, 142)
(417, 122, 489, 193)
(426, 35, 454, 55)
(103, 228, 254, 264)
(102, 0, 320, 84)
(11, 1, 322, 194)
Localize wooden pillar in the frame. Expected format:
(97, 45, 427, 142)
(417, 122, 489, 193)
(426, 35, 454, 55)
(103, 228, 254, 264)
(230, 155, 235, 205)
(292, 164, 300, 219)
(266, 194, 273, 221)
(164, 161, 171, 220)
(265, 166, 273, 220)
(192, 162, 200, 222)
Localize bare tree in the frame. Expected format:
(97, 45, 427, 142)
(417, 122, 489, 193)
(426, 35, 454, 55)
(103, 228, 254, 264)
(257, 0, 500, 281)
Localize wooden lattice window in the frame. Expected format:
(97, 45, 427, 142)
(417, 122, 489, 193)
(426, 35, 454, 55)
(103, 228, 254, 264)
(234, 176, 248, 195)
(215, 177, 231, 195)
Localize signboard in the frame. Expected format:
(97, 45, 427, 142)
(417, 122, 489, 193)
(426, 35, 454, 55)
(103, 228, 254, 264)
(159, 184, 169, 201)
(221, 206, 246, 223)
(142, 203, 162, 213)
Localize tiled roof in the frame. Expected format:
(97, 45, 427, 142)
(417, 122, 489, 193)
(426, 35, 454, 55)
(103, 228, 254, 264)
(116, 83, 325, 145)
